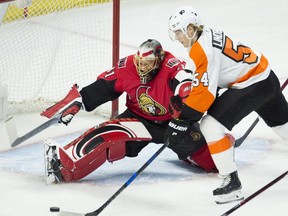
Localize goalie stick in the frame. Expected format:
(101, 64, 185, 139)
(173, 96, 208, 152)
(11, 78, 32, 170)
(235, 78, 288, 147)
(5, 114, 61, 148)
(221, 170, 288, 216)
(54, 141, 170, 216)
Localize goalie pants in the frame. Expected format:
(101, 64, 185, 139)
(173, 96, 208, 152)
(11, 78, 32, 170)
(119, 109, 217, 173)
(117, 109, 169, 157)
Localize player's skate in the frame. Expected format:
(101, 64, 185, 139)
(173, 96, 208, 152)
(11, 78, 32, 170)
(44, 139, 64, 185)
(213, 171, 244, 204)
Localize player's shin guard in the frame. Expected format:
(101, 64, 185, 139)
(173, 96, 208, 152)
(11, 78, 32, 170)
(208, 135, 237, 175)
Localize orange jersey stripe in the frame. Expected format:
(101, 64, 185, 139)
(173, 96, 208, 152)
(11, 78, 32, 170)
(189, 42, 207, 74)
(185, 42, 215, 113)
(186, 87, 214, 113)
(229, 54, 269, 86)
(208, 136, 232, 154)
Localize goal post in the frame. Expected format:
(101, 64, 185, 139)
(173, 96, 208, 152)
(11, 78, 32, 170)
(111, 0, 119, 119)
(0, 0, 120, 118)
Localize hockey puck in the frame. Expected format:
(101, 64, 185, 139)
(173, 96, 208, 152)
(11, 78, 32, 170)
(50, 207, 60, 212)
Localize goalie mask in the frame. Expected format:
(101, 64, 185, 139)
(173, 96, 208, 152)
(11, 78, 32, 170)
(134, 39, 165, 84)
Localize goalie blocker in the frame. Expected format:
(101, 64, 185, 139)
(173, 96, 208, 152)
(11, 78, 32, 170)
(45, 115, 217, 184)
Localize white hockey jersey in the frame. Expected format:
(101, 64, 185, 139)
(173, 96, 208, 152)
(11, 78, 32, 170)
(185, 28, 271, 114)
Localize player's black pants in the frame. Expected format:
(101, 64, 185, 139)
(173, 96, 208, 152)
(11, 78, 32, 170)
(209, 70, 288, 130)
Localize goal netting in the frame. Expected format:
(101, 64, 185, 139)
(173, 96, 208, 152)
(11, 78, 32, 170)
(0, 0, 116, 117)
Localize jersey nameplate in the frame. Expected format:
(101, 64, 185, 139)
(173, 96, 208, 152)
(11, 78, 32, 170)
(211, 29, 224, 50)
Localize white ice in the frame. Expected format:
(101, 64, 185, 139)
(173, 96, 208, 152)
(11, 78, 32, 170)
(0, 0, 287, 215)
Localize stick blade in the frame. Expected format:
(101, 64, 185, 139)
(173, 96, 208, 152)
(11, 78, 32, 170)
(8, 115, 60, 148)
(58, 210, 85, 216)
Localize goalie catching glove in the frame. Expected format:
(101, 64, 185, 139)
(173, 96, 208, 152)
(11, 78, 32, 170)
(41, 84, 83, 125)
(164, 118, 206, 160)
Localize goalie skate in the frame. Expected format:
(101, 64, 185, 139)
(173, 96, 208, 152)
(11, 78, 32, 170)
(44, 139, 64, 185)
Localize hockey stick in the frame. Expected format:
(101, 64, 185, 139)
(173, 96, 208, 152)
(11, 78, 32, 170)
(5, 114, 61, 148)
(235, 78, 288, 147)
(56, 141, 170, 216)
(221, 170, 288, 216)
(234, 117, 260, 147)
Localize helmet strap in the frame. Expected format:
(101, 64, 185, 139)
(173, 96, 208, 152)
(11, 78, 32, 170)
(186, 29, 198, 47)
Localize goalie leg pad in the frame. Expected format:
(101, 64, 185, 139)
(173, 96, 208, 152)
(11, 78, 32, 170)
(53, 118, 152, 182)
(72, 150, 108, 180)
(44, 138, 108, 182)
(185, 145, 217, 173)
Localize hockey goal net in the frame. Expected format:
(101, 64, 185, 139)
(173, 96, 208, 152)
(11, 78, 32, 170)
(0, 0, 119, 118)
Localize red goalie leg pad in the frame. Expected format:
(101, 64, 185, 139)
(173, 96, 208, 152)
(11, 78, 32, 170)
(41, 84, 81, 118)
(185, 145, 218, 173)
(71, 151, 108, 181)
(107, 140, 126, 162)
(73, 144, 126, 180)
(57, 143, 111, 182)
(57, 146, 75, 182)
(59, 141, 126, 181)
(57, 118, 152, 182)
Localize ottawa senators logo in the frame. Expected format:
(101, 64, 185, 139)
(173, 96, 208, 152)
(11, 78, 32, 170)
(190, 131, 201, 141)
(136, 86, 166, 116)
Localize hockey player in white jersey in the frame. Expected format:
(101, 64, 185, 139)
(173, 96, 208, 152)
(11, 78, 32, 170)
(166, 6, 288, 204)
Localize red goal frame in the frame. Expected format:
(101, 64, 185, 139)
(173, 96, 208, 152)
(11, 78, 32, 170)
(112, 0, 120, 119)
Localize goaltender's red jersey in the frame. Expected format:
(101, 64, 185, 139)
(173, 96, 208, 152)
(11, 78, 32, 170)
(97, 52, 188, 121)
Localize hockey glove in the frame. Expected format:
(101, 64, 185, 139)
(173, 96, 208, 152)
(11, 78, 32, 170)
(41, 84, 83, 125)
(168, 95, 183, 119)
(164, 118, 205, 159)
(164, 118, 189, 147)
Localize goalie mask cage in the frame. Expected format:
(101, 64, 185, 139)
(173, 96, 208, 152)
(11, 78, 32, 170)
(0, 0, 119, 118)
